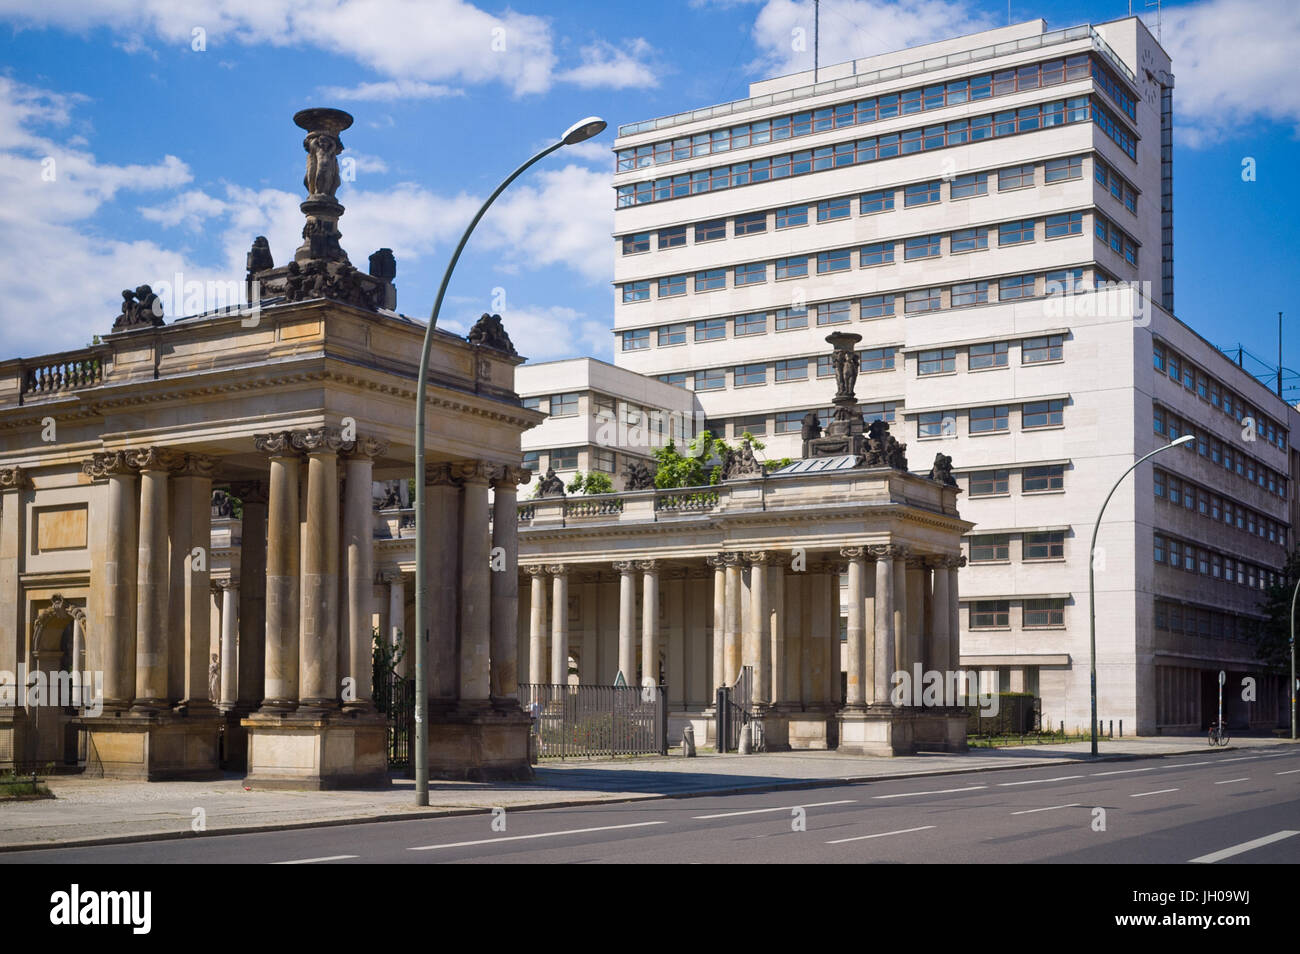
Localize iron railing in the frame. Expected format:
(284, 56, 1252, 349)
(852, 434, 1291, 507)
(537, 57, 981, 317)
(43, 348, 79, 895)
(519, 683, 666, 759)
(375, 671, 415, 771)
(715, 666, 753, 753)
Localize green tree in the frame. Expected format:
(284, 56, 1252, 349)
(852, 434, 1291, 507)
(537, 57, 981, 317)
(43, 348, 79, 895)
(652, 430, 790, 488)
(1252, 546, 1300, 671)
(566, 471, 614, 495)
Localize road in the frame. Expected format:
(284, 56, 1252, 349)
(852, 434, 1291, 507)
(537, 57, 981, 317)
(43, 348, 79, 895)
(4, 746, 1298, 864)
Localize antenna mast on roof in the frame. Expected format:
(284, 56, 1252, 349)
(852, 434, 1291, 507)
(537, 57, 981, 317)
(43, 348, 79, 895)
(1145, 0, 1163, 41)
(814, 0, 820, 82)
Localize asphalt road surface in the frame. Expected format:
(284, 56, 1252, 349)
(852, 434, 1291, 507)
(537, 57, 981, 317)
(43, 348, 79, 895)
(5, 746, 1299, 864)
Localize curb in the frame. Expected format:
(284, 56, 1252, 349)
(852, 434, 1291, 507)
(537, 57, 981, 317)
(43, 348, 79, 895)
(0, 742, 1281, 853)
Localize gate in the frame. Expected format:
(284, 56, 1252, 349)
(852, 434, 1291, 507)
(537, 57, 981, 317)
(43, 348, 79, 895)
(374, 671, 415, 772)
(715, 666, 753, 753)
(519, 683, 666, 759)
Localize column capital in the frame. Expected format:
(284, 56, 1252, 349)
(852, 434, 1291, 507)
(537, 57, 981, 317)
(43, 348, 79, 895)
(706, 552, 728, 569)
(210, 577, 239, 593)
(870, 543, 908, 561)
(722, 551, 745, 567)
(0, 465, 32, 491)
(341, 437, 389, 460)
(127, 446, 182, 472)
(172, 453, 218, 478)
(946, 554, 968, 569)
(230, 479, 267, 505)
(545, 563, 569, 576)
(905, 555, 929, 569)
(292, 425, 348, 455)
(612, 560, 637, 574)
(744, 550, 772, 565)
(377, 567, 405, 585)
(424, 461, 461, 487)
(451, 460, 493, 485)
(823, 561, 848, 575)
(839, 546, 868, 560)
(522, 564, 549, 577)
(490, 464, 533, 488)
(636, 559, 659, 572)
(253, 430, 299, 457)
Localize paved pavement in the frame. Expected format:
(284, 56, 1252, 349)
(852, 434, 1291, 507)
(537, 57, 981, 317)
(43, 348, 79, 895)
(0, 734, 1292, 852)
(4, 744, 1298, 863)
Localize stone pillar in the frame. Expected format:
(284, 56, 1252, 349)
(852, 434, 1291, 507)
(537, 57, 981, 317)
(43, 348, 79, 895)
(905, 558, 925, 679)
(666, 571, 686, 706)
(805, 568, 828, 706)
(723, 553, 743, 686)
(455, 461, 492, 703)
(216, 580, 239, 710)
(638, 560, 659, 687)
(744, 551, 770, 706)
(255, 433, 300, 711)
(525, 566, 548, 684)
(580, 576, 599, 685)
(233, 481, 267, 711)
(425, 463, 461, 704)
(378, 569, 408, 678)
(341, 440, 384, 712)
(769, 557, 785, 705)
(83, 454, 137, 710)
(295, 427, 342, 712)
(892, 547, 909, 679)
(173, 454, 216, 711)
(870, 546, 898, 706)
(132, 448, 174, 711)
(549, 564, 569, 685)
(948, 557, 964, 673)
(70, 613, 86, 707)
(841, 547, 867, 708)
(929, 558, 952, 676)
(707, 554, 726, 694)
(490, 467, 528, 701)
(614, 561, 636, 684)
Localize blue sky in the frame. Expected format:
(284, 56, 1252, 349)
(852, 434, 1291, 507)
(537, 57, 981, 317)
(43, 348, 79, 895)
(0, 0, 1297, 393)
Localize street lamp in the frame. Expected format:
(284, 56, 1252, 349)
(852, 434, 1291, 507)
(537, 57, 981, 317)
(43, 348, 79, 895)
(1088, 433, 1194, 756)
(1290, 578, 1298, 740)
(411, 116, 606, 806)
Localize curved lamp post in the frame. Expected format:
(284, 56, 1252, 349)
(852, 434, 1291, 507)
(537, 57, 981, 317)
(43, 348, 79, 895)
(411, 116, 606, 805)
(1088, 433, 1193, 756)
(1290, 578, 1298, 740)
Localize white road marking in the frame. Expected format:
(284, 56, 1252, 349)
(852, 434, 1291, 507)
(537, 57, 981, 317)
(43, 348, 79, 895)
(1214, 777, 1249, 784)
(1130, 788, 1179, 798)
(1276, 769, 1300, 776)
(1172, 761, 1213, 767)
(872, 785, 986, 800)
(1091, 766, 1160, 776)
(827, 825, 936, 845)
(1218, 756, 1260, 763)
(1190, 830, 1299, 864)
(693, 799, 855, 819)
(997, 775, 1085, 787)
(408, 820, 665, 851)
(272, 855, 358, 864)
(1010, 803, 1081, 815)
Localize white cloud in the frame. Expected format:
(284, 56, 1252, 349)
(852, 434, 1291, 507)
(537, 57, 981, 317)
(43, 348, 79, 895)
(558, 39, 660, 89)
(319, 80, 463, 102)
(138, 189, 229, 231)
(491, 304, 612, 362)
(1151, 0, 1300, 146)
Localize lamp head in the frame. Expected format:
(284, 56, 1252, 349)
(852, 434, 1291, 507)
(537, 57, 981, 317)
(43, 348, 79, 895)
(561, 116, 607, 145)
(1172, 434, 1195, 446)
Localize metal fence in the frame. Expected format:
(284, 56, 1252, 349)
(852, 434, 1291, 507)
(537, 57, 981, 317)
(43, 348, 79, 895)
(519, 683, 667, 759)
(715, 666, 753, 753)
(374, 671, 415, 771)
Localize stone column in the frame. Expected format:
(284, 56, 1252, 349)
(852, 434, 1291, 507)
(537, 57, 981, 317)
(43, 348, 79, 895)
(580, 576, 599, 685)
(892, 547, 909, 680)
(132, 447, 175, 711)
(455, 461, 492, 702)
(255, 433, 300, 711)
(231, 481, 268, 712)
(295, 427, 343, 712)
(805, 567, 827, 706)
(723, 553, 743, 686)
(549, 564, 569, 685)
(905, 557, 925, 679)
(948, 556, 964, 673)
(870, 545, 899, 705)
(216, 579, 239, 710)
(769, 557, 785, 706)
(638, 560, 659, 687)
(341, 438, 385, 711)
(83, 454, 137, 710)
(614, 561, 636, 684)
(425, 463, 461, 704)
(929, 558, 952, 676)
(491, 467, 528, 701)
(707, 555, 726, 694)
(841, 547, 867, 708)
(173, 454, 216, 711)
(70, 613, 85, 707)
(744, 552, 770, 706)
(525, 566, 548, 684)
(379, 569, 408, 678)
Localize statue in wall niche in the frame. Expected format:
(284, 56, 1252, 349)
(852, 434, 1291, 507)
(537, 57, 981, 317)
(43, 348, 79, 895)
(928, 452, 957, 486)
(468, 312, 517, 356)
(210, 488, 235, 518)
(208, 653, 220, 704)
(537, 467, 566, 498)
(622, 459, 655, 491)
(303, 130, 343, 198)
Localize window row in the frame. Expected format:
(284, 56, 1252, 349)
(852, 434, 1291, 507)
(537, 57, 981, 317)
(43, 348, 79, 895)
(1094, 156, 1138, 214)
(1153, 405, 1288, 499)
(1153, 468, 1288, 549)
(1153, 599, 1255, 642)
(1093, 211, 1139, 266)
(917, 335, 1063, 375)
(1153, 342, 1288, 450)
(916, 400, 1065, 438)
(969, 598, 1066, 630)
(616, 95, 1129, 208)
(703, 402, 900, 440)
(1153, 532, 1280, 592)
(964, 465, 1067, 497)
(616, 53, 1133, 173)
(967, 530, 1067, 563)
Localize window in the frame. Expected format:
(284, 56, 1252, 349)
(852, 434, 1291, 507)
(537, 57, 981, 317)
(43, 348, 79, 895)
(622, 232, 649, 254)
(816, 355, 834, 378)
(816, 300, 851, 325)
(905, 288, 941, 313)
(775, 411, 804, 434)
(657, 372, 688, 388)
(734, 312, 766, 336)
(998, 164, 1035, 190)
(620, 402, 642, 427)
(734, 262, 767, 286)
(593, 394, 615, 419)
(775, 256, 808, 280)
(1154, 534, 1166, 564)
(658, 226, 686, 249)
(1046, 212, 1083, 238)
(775, 307, 808, 331)
(522, 451, 540, 471)
(775, 359, 808, 382)
(550, 447, 578, 470)
(1024, 599, 1065, 627)
(776, 205, 807, 228)
(969, 405, 1009, 433)
(622, 281, 649, 303)
(622, 328, 649, 350)
(695, 269, 726, 292)
(817, 197, 851, 221)
(657, 324, 686, 346)
(817, 248, 851, 273)
(904, 180, 941, 206)
(951, 227, 989, 253)
(734, 211, 767, 236)
(969, 340, 1007, 368)
(733, 414, 766, 437)
(861, 294, 895, 318)
(548, 392, 578, 418)
(999, 274, 1035, 300)
(522, 396, 542, 411)
(1023, 400, 1064, 428)
(998, 219, 1035, 245)
(918, 348, 956, 375)
(861, 242, 894, 266)
(969, 534, 1010, 562)
(950, 172, 988, 198)
(861, 402, 896, 423)
(1046, 268, 1084, 294)
(971, 600, 1010, 628)
(952, 282, 990, 308)
(593, 448, 615, 472)
(1022, 335, 1063, 363)
(918, 411, 951, 438)
(860, 190, 894, 214)
(1044, 156, 1083, 182)
(658, 275, 686, 298)
(1024, 530, 1065, 560)
(696, 219, 726, 242)
(904, 234, 941, 260)
(735, 363, 766, 386)
(1023, 464, 1065, 492)
(695, 318, 726, 341)
(1153, 343, 1166, 372)
(695, 368, 725, 391)
(860, 347, 895, 372)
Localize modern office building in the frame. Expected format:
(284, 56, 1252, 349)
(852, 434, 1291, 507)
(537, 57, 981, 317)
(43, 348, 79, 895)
(600, 16, 1296, 733)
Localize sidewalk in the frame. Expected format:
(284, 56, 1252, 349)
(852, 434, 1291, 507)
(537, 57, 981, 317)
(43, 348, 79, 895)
(1, 735, 1292, 851)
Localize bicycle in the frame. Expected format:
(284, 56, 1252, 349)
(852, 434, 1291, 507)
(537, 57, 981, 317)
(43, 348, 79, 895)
(1208, 720, 1230, 747)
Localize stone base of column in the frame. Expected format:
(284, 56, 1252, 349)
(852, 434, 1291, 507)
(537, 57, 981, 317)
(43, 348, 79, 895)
(756, 705, 791, 751)
(426, 704, 533, 782)
(787, 706, 837, 750)
(79, 711, 222, 780)
(836, 705, 916, 757)
(908, 706, 969, 753)
(241, 710, 388, 790)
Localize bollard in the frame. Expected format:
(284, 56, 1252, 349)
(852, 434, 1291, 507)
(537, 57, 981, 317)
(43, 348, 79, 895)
(1119, 719, 1123, 737)
(1109, 720, 1114, 739)
(682, 723, 697, 758)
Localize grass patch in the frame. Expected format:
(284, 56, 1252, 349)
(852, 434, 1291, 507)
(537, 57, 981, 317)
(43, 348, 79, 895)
(968, 732, 1096, 748)
(0, 775, 54, 801)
